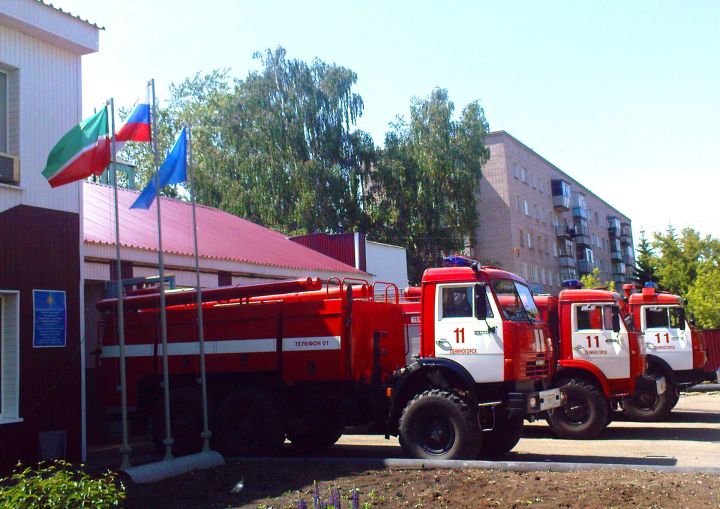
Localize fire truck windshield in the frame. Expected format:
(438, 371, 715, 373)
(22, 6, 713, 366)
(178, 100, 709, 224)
(492, 279, 541, 322)
(645, 305, 684, 329)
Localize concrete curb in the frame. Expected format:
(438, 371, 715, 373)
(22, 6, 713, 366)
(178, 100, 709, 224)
(236, 456, 720, 475)
(687, 384, 720, 393)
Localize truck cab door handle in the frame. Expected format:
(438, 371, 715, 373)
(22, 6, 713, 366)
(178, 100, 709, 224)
(572, 345, 584, 351)
(605, 338, 620, 343)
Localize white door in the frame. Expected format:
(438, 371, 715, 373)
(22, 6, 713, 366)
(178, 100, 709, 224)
(642, 305, 693, 370)
(572, 303, 630, 380)
(434, 284, 505, 383)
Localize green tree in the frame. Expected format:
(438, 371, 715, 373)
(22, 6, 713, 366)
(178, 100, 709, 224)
(686, 263, 720, 328)
(580, 267, 615, 291)
(632, 230, 658, 285)
(121, 48, 374, 235)
(370, 88, 490, 282)
(653, 226, 720, 296)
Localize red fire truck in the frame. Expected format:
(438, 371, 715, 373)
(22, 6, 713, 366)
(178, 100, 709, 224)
(98, 256, 563, 460)
(622, 283, 716, 420)
(535, 283, 652, 439)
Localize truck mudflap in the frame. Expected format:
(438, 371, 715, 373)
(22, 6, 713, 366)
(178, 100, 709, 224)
(507, 387, 565, 417)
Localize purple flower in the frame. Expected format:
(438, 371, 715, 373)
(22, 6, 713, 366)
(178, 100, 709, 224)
(298, 499, 308, 509)
(351, 489, 360, 509)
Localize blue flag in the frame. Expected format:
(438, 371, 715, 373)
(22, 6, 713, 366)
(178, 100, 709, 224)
(131, 128, 187, 209)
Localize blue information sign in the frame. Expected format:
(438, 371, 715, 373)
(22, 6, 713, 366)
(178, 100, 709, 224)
(33, 290, 67, 348)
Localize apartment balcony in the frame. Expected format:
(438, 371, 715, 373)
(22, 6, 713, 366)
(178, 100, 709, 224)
(572, 207, 588, 220)
(555, 225, 573, 239)
(611, 250, 622, 261)
(620, 223, 632, 245)
(574, 233, 590, 246)
(559, 255, 577, 269)
(560, 269, 578, 282)
(577, 260, 596, 274)
(623, 254, 635, 266)
(612, 261, 627, 275)
(551, 179, 571, 211)
(607, 216, 621, 236)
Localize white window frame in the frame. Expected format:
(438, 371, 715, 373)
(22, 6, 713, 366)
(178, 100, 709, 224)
(524, 200, 530, 216)
(0, 291, 21, 424)
(0, 69, 8, 154)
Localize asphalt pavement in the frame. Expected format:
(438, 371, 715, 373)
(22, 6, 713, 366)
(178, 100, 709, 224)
(312, 392, 720, 469)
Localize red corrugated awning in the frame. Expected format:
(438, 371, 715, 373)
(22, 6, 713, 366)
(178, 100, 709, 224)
(83, 182, 364, 274)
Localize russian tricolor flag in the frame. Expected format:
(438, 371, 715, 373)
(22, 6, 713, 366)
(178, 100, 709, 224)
(116, 101, 151, 143)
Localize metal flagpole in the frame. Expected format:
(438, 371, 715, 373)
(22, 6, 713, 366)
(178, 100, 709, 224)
(188, 126, 212, 452)
(108, 98, 131, 470)
(150, 78, 174, 460)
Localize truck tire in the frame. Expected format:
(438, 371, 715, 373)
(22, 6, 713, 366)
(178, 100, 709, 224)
(150, 388, 203, 457)
(399, 389, 481, 460)
(479, 414, 523, 458)
(215, 388, 284, 457)
(669, 388, 681, 410)
(548, 379, 608, 439)
(623, 375, 675, 421)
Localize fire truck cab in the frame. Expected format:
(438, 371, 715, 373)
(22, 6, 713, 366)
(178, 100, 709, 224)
(622, 283, 717, 420)
(535, 282, 653, 439)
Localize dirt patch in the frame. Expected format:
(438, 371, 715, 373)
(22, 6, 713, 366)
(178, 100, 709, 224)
(124, 460, 720, 508)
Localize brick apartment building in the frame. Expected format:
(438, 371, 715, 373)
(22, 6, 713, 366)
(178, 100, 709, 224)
(472, 131, 634, 295)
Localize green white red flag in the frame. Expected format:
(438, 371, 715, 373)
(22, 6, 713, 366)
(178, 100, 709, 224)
(42, 108, 111, 188)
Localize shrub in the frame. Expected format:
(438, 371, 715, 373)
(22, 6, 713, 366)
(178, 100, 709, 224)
(0, 460, 126, 508)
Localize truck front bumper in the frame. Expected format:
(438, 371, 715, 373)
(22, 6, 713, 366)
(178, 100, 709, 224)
(507, 387, 565, 417)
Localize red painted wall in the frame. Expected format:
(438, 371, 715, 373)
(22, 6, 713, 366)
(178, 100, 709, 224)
(290, 233, 366, 271)
(0, 205, 82, 472)
(703, 329, 720, 372)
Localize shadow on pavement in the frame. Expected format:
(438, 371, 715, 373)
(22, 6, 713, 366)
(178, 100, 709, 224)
(507, 452, 678, 466)
(523, 424, 720, 442)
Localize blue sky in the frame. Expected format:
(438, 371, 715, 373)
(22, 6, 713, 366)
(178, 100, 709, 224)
(57, 0, 720, 240)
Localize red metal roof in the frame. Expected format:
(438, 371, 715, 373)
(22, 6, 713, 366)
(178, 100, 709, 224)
(83, 182, 364, 275)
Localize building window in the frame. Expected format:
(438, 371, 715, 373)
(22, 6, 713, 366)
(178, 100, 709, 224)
(0, 291, 21, 423)
(512, 162, 519, 179)
(524, 200, 530, 216)
(0, 70, 7, 153)
(516, 195, 521, 211)
(527, 232, 533, 249)
(521, 167, 528, 183)
(519, 229, 525, 248)
(218, 271, 232, 286)
(553, 242, 558, 257)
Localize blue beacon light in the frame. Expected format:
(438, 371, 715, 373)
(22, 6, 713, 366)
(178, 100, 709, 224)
(562, 279, 583, 289)
(443, 255, 479, 269)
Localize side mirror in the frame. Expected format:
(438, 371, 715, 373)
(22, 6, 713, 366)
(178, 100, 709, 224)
(678, 308, 686, 330)
(475, 283, 488, 321)
(612, 306, 621, 333)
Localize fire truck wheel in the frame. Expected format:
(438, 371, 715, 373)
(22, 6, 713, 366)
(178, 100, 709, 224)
(150, 388, 203, 457)
(669, 388, 681, 410)
(399, 389, 481, 460)
(215, 389, 284, 457)
(623, 375, 675, 421)
(548, 379, 608, 439)
(478, 414, 523, 458)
